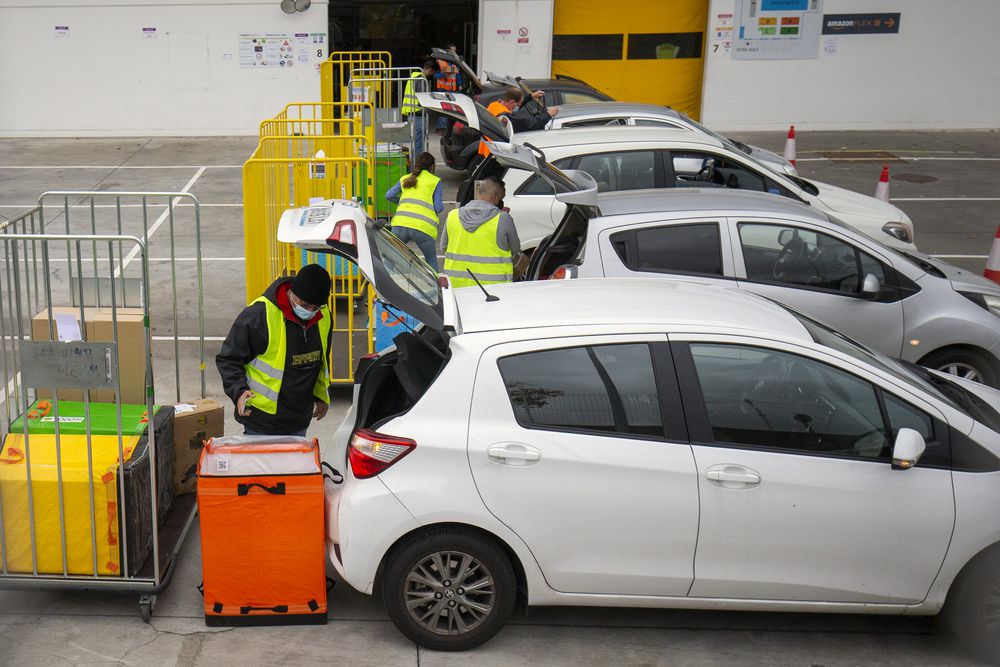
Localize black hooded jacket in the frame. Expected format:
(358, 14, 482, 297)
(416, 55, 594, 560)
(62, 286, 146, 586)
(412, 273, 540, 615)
(216, 278, 331, 435)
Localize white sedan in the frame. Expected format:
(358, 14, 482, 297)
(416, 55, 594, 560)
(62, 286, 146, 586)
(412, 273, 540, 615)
(279, 199, 1000, 658)
(418, 92, 917, 252)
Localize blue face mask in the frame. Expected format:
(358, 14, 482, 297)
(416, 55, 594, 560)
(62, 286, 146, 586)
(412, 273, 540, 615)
(293, 303, 318, 320)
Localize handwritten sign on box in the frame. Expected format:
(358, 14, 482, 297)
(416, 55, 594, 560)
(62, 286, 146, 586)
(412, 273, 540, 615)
(20, 341, 118, 389)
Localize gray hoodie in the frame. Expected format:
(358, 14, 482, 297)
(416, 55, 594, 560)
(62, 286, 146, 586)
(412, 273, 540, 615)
(440, 199, 522, 257)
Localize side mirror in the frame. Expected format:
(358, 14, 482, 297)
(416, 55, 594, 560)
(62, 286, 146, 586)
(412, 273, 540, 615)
(892, 428, 926, 470)
(860, 273, 881, 298)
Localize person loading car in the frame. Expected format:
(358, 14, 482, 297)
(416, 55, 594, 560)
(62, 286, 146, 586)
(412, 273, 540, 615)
(216, 264, 333, 436)
(441, 175, 527, 288)
(478, 87, 559, 161)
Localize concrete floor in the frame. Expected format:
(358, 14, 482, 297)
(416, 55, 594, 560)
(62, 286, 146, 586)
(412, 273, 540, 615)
(0, 130, 998, 665)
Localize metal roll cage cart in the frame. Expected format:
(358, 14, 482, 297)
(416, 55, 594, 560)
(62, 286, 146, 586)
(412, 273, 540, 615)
(0, 191, 205, 621)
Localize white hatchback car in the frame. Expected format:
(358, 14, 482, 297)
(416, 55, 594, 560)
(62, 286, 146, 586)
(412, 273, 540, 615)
(417, 93, 917, 252)
(279, 200, 1000, 658)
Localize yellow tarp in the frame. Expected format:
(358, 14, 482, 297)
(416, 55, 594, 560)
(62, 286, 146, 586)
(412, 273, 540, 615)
(552, 0, 709, 120)
(0, 433, 138, 576)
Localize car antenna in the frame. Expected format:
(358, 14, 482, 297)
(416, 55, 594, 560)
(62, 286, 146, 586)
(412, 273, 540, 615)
(466, 269, 499, 302)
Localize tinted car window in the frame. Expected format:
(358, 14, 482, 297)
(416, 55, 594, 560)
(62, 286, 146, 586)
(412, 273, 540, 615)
(690, 343, 890, 458)
(562, 91, 607, 104)
(576, 151, 656, 192)
(634, 118, 681, 128)
(739, 223, 887, 295)
(671, 151, 793, 196)
(611, 223, 723, 276)
(883, 393, 935, 441)
(562, 118, 627, 128)
(499, 343, 664, 438)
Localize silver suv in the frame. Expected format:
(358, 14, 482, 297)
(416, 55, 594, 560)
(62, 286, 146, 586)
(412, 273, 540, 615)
(518, 178, 1000, 387)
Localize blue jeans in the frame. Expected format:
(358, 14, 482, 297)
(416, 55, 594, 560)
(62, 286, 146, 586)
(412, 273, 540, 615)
(409, 114, 427, 157)
(392, 225, 438, 270)
(244, 426, 307, 437)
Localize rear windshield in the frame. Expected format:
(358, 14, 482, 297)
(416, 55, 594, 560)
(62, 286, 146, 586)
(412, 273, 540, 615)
(370, 224, 442, 326)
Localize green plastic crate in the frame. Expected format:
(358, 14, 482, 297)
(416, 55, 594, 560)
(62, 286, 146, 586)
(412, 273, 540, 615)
(10, 399, 158, 437)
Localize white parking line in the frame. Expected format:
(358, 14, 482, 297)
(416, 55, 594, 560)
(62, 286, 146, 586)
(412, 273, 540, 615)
(0, 203, 242, 209)
(930, 254, 989, 259)
(891, 197, 1000, 202)
(115, 167, 206, 276)
(0, 165, 243, 169)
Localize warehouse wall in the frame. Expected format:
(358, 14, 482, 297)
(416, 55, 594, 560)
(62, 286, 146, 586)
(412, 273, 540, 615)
(0, 0, 328, 137)
(701, 0, 1000, 131)
(478, 0, 554, 80)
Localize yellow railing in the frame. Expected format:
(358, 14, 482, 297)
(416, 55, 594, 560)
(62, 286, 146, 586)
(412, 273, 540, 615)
(320, 51, 392, 115)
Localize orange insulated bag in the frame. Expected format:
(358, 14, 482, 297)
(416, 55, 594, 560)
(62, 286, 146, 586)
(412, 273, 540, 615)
(197, 436, 327, 626)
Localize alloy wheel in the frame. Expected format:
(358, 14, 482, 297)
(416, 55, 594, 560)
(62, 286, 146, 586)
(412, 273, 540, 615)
(938, 362, 984, 383)
(404, 550, 496, 635)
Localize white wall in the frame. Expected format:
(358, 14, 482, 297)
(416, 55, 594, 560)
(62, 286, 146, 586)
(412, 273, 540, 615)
(702, 0, 1000, 131)
(0, 0, 328, 137)
(478, 0, 553, 80)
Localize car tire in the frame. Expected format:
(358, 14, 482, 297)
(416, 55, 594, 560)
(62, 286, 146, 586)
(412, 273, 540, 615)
(921, 348, 998, 388)
(943, 546, 1000, 661)
(381, 529, 516, 651)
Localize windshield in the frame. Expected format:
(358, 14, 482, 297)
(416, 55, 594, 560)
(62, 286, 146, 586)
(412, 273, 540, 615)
(792, 310, 961, 409)
(786, 173, 820, 196)
(899, 363, 1000, 434)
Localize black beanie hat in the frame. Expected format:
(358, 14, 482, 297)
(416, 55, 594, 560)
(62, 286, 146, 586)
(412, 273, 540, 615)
(290, 264, 332, 307)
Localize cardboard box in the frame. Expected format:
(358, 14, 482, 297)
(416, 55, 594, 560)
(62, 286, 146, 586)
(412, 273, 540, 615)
(172, 399, 224, 495)
(31, 307, 147, 404)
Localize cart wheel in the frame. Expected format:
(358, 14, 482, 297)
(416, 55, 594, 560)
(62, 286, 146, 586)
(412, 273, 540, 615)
(138, 594, 156, 622)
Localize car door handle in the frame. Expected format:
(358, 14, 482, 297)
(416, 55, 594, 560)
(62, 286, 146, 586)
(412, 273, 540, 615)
(487, 445, 541, 462)
(706, 465, 761, 487)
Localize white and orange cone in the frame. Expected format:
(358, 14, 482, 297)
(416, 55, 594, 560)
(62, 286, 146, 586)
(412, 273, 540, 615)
(985, 225, 1000, 285)
(783, 125, 796, 167)
(875, 165, 890, 202)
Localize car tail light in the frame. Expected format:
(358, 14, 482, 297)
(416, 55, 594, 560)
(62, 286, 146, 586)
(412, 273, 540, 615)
(328, 219, 357, 246)
(438, 275, 451, 289)
(547, 265, 577, 280)
(440, 102, 466, 115)
(454, 121, 466, 133)
(348, 429, 416, 479)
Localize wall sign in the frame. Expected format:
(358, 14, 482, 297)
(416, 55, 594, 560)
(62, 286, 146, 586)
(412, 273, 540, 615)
(822, 13, 900, 35)
(238, 32, 326, 69)
(733, 0, 825, 60)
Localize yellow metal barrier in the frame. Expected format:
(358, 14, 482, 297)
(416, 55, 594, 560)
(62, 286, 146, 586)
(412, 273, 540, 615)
(259, 102, 377, 161)
(321, 51, 391, 114)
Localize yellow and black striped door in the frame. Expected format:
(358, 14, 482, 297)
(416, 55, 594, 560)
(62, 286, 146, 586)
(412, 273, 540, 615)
(552, 0, 709, 120)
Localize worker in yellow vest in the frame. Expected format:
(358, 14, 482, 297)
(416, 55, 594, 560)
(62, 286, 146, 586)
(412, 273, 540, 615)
(385, 152, 443, 269)
(216, 264, 333, 436)
(402, 60, 436, 155)
(441, 176, 525, 288)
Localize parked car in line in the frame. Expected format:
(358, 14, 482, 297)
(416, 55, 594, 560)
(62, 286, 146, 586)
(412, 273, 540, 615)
(545, 101, 797, 176)
(428, 53, 614, 175)
(279, 200, 1000, 657)
(516, 181, 1000, 386)
(417, 93, 917, 252)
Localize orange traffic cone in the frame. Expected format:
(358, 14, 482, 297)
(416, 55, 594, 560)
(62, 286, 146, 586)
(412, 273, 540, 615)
(783, 125, 796, 167)
(985, 225, 1000, 285)
(875, 165, 890, 202)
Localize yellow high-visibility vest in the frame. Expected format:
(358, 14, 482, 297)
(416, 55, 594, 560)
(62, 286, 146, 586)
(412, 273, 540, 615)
(390, 171, 441, 239)
(402, 70, 423, 115)
(244, 296, 331, 414)
(442, 209, 513, 288)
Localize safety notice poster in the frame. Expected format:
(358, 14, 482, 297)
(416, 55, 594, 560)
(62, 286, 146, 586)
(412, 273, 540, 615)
(732, 0, 824, 60)
(239, 33, 326, 69)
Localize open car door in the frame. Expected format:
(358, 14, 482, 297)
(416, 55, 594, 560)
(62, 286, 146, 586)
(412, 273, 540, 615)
(430, 47, 482, 94)
(277, 200, 456, 334)
(415, 92, 510, 142)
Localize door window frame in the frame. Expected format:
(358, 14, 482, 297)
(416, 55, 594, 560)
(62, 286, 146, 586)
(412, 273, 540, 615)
(601, 218, 736, 279)
(490, 335, 689, 444)
(667, 334, 951, 467)
(730, 219, 905, 302)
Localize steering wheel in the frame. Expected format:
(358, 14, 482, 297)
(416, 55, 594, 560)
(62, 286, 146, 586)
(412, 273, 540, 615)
(695, 162, 721, 184)
(773, 234, 811, 280)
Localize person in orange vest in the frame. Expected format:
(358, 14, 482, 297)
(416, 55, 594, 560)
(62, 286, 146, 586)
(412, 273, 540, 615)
(478, 88, 558, 161)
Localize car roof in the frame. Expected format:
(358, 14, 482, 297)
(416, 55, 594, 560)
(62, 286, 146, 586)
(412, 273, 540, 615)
(594, 188, 829, 221)
(556, 102, 682, 119)
(481, 78, 603, 94)
(452, 277, 812, 341)
(513, 125, 723, 149)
